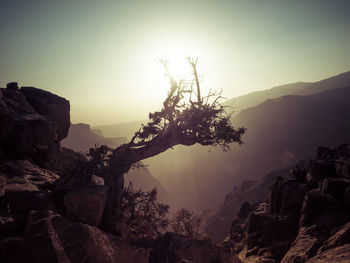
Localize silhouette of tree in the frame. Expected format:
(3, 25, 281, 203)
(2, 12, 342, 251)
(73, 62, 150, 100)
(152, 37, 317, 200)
(100, 58, 246, 234)
(120, 182, 169, 242)
(170, 207, 202, 239)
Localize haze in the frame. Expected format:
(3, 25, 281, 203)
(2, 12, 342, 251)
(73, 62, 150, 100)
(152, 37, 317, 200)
(1, 0, 350, 125)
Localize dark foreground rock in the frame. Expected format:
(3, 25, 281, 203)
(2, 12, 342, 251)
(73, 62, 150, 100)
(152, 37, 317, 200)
(151, 232, 241, 263)
(21, 210, 150, 263)
(227, 145, 350, 263)
(0, 83, 70, 169)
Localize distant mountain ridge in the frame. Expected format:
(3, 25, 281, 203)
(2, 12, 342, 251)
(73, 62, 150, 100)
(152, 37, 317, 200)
(61, 123, 127, 152)
(226, 70, 350, 117)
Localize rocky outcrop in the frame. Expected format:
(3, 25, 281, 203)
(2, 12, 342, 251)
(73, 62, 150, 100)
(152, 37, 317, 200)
(203, 171, 281, 241)
(64, 175, 109, 227)
(20, 86, 70, 141)
(22, 210, 150, 263)
(0, 160, 59, 215)
(151, 232, 241, 263)
(228, 144, 350, 262)
(305, 244, 350, 263)
(0, 82, 70, 169)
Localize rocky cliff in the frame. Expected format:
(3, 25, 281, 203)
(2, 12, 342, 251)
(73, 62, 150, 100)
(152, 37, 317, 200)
(0, 82, 70, 170)
(225, 144, 350, 262)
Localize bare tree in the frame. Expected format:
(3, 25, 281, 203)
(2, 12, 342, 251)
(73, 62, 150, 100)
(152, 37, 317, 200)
(99, 58, 246, 234)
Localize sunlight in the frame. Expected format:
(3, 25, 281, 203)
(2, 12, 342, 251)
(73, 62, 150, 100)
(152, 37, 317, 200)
(166, 56, 191, 80)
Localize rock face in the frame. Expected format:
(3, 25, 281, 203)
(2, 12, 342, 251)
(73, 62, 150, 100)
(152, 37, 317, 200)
(151, 232, 242, 263)
(64, 176, 109, 227)
(228, 144, 350, 263)
(203, 171, 281, 241)
(20, 86, 70, 141)
(22, 210, 150, 263)
(0, 82, 70, 169)
(0, 160, 59, 215)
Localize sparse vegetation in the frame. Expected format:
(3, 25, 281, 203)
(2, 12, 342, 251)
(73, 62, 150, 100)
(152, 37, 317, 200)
(170, 207, 203, 239)
(120, 182, 169, 241)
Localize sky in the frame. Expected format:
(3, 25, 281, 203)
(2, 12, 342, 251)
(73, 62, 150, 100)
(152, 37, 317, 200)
(1, 0, 350, 125)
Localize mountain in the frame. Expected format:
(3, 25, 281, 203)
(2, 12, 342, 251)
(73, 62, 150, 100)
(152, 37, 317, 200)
(61, 123, 127, 152)
(95, 120, 144, 139)
(226, 70, 350, 117)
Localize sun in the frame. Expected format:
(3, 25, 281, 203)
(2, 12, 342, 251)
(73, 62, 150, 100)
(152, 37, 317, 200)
(163, 54, 191, 80)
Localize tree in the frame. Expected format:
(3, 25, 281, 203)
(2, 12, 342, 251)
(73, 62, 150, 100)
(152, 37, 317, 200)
(121, 182, 169, 242)
(170, 208, 202, 239)
(99, 58, 246, 234)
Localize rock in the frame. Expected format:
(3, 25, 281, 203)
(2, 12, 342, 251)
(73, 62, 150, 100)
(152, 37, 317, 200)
(0, 85, 70, 169)
(318, 222, 350, 253)
(64, 176, 109, 226)
(281, 227, 320, 263)
(152, 232, 240, 263)
(20, 86, 70, 141)
(290, 166, 307, 183)
(317, 144, 350, 160)
(320, 177, 349, 201)
(237, 202, 252, 219)
(21, 210, 150, 263)
(306, 244, 350, 263)
(0, 214, 26, 239)
(306, 160, 339, 186)
(246, 246, 259, 257)
(6, 82, 19, 91)
(317, 146, 336, 160)
(269, 177, 306, 215)
(0, 236, 23, 263)
(0, 160, 59, 214)
(336, 161, 350, 179)
(0, 94, 14, 141)
(299, 190, 335, 226)
(345, 187, 350, 206)
(3, 114, 57, 159)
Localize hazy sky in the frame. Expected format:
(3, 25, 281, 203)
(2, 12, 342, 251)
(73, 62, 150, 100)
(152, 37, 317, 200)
(1, 0, 350, 125)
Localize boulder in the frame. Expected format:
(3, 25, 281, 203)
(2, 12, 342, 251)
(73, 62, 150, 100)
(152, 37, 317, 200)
(6, 82, 19, 91)
(0, 160, 59, 215)
(306, 160, 338, 187)
(64, 176, 109, 226)
(306, 244, 350, 263)
(152, 232, 240, 263)
(269, 177, 305, 215)
(0, 84, 70, 168)
(299, 190, 335, 226)
(320, 177, 349, 201)
(0, 214, 26, 239)
(0, 236, 23, 263)
(317, 221, 350, 253)
(21, 210, 150, 263)
(281, 227, 320, 263)
(20, 86, 70, 141)
(336, 161, 350, 179)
